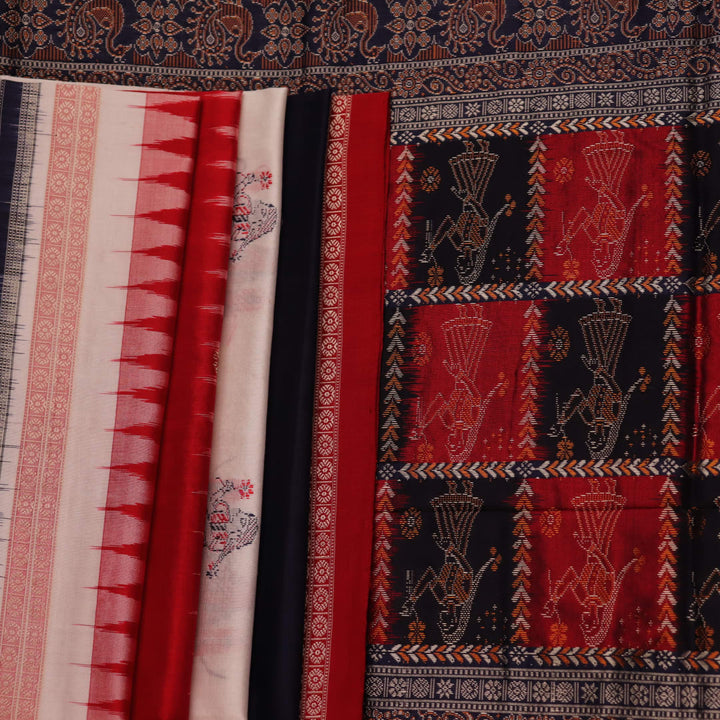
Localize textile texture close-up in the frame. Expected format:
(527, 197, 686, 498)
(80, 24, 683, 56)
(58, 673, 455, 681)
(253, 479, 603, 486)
(367, 124, 719, 720)
(0, 2, 719, 720)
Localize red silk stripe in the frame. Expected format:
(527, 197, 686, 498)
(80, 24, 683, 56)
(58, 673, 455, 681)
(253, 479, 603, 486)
(301, 93, 390, 720)
(328, 91, 389, 720)
(131, 92, 241, 720)
(86, 93, 200, 720)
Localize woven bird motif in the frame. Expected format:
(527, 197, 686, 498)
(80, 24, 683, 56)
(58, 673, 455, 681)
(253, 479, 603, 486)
(205, 477, 259, 578)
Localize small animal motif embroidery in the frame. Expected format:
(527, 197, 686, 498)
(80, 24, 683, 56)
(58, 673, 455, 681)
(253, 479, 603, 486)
(231, 168, 278, 261)
(554, 132, 651, 278)
(541, 478, 642, 646)
(205, 477, 258, 578)
(400, 478, 500, 643)
(420, 140, 514, 285)
(549, 298, 650, 460)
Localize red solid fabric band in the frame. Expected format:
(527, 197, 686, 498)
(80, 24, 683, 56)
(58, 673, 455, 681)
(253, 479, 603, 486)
(300, 91, 390, 720)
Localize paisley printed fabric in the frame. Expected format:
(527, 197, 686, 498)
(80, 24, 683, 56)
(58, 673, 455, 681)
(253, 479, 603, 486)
(0, 0, 719, 145)
(365, 124, 720, 719)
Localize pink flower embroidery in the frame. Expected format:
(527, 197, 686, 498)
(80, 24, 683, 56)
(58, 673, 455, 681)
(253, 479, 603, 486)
(259, 170, 272, 190)
(237, 479, 254, 499)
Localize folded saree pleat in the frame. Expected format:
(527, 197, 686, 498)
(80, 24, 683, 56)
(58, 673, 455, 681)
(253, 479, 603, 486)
(190, 87, 287, 720)
(299, 92, 390, 720)
(131, 91, 241, 720)
(0, 79, 200, 720)
(248, 89, 331, 720)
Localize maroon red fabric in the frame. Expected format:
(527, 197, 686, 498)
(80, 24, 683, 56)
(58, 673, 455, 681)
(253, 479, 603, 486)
(87, 92, 201, 719)
(131, 91, 242, 720)
(300, 92, 389, 720)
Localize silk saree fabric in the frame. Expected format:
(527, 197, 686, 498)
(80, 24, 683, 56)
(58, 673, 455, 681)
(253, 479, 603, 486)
(365, 124, 720, 719)
(248, 89, 330, 720)
(132, 90, 242, 720)
(300, 91, 389, 720)
(0, 77, 200, 719)
(2, 4, 720, 719)
(190, 86, 287, 720)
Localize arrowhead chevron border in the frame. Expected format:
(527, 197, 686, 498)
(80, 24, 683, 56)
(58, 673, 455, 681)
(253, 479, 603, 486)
(388, 146, 415, 291)
(389, 112, 684, 146)
(385, 275, 704, 307)
(663, 296, 685, 458)
(381, 309, 407, 462)
(369, 479, 396, 643)
(370, 644, 720, 671)
(378, 458, 690, 482)
(657, 477, 679, 651)
(511, 477, 533, 644)
(525, 137, 546, 282)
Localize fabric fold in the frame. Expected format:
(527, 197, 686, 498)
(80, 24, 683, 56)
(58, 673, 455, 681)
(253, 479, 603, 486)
(0, 78, 200, 720)
(248, 89, 331, 720)
(190, 86, 287, 720)
(299, 92, 390, 720)
(131, 90, 242, 720)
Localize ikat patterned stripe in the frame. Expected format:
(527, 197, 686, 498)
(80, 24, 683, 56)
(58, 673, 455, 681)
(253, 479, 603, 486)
(0, 82, 100, 720)
(86, 93, 199, 718)
(0, 80, 38, 576)
(131, 91, 241, 720)
(0, 81, 21, 288)
(0, 82, 39, 457)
